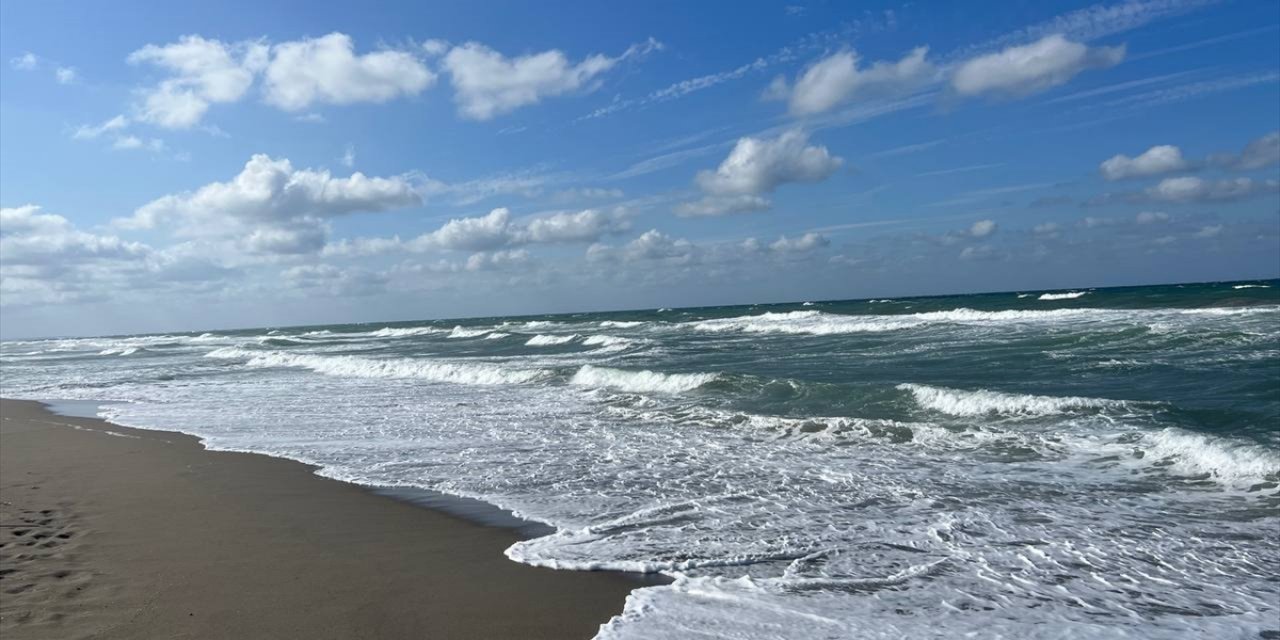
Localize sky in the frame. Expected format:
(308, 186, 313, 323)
(1, 0, 1278, 338)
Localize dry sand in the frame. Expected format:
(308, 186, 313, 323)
(0, 399, 641, 639)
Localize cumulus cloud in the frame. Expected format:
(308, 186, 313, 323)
(1193, 224, 1222, 238)
(1135, 211, 1169, 224)
(1100, 144, 1188, 180)
(675, 195, 771, 217)
(680, 129, 842, 215)
(419, 207, 515, 251)
(781, 47, 933, 116)
(969, 219, 997, 237)
(0, 206, 157, 307)
(466, 248, 530, 271)
(327, 207, 629, 256)
(522, 208, 630, 243)
(55, 67, 77, 84)
(959, 245, 999, 260)
(1209, 131, 1280, 171)
(263, 33, 435, 111)
(126, 33, 433, 127)
(245, 225, 328, 255)
(1032, 222, 1061, 236)
(769, 232, 829, 253)
(443, 38, 661, 120)
(950, 34, 1124, 98)
(618, 229, 696, 262)
(10, 52, 38, 70)
(1146, 176, 1279, 203)
(117, 155, 421, 256)
(128, 35, 268, 128)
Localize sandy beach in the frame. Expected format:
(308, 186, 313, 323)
(0, 399, 639, 639)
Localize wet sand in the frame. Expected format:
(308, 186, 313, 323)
(0, 399, 639, 639)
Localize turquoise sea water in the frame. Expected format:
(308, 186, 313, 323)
(3, 280, 1278, 638)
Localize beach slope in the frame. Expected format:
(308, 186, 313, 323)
(0, 399, 636, 639)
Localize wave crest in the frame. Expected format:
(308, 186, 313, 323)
(898, 383, 1127, 417)
(205, 348, 549, 385)
(570, 364, 717, 394)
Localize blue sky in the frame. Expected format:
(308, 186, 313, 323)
(1, 0, 1277, 338)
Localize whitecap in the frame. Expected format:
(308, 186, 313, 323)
(526, 334, 578, 346)
(897, 383, 1128, 417)
(1038, 291, 1088, 301)
(448, 326, 491, 339)
(570, 364, 717, 394)
(205, 347, 550, 385)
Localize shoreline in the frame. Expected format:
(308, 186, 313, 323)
(0, 398, 647, 639)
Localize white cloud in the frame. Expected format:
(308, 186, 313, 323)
(1146, 176, 1279, 203)
(675, 195, 771, 217)
(442, 38, 661, 120)
(1135, 211, 1169, 224)
(969, 219, 997, 237)
(466, 249, 530, 271)
(117, 136, 163, 153)
(522, 208, 630, 243)
(55, 67, 77, 84)
(1033, 222, 1061, 236)
(620, 229, 695, 262)
(421, 39, 451, 56)
(769, 232, 829, 253)
(128, 35, 267, 128)
(1193, 224, 1222, 238)
(263, 33, 435, 111)
(126, 33, 432, 127)
(950, 34, 1124, 98)
(119, 154, 421, 244)
(10, 52, 38, 70)
(682, 129, 842, 214)
(246, 225, 328, 255)
(1, 205, 149, 266)
(341, 144, 356, 168)
(419, 207, 515, 251)
(1234, 131, 1280, 170)
(1210, 130, 1280, 170)
(550, 187, 624, 203)
(959, 245, 999, 260)
(334, 207, 631, 255)
(1100, 144, 1187, 180)
(72, 115, 130, 140)
(784, 47, 933, 116)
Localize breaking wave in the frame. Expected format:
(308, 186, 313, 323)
(570, 364, 718, 394)
(369, 326, 441, 338)
(1038, 291, 1089, 300)
(526, 334, 578, 346)
(689, 311, 913, 335)
(1140, 429, 1280, 483)
(448, 326, 492, 339)
(204, 348, 550, 385)
(898, 383, 1129, 417)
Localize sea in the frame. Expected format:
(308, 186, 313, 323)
(2, 280, 1278, 639)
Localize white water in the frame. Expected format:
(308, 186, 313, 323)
(3, 293, 1277, 640)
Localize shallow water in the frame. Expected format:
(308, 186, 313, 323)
(4, 280, 1278, 638)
